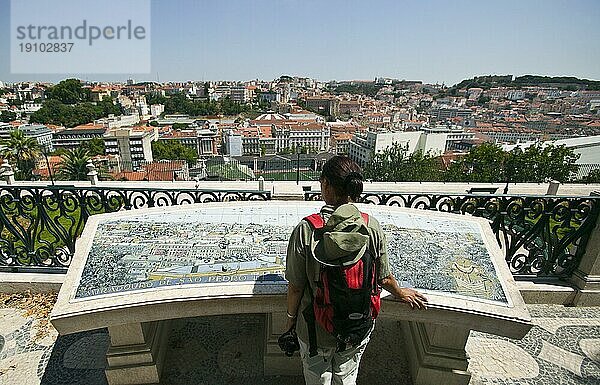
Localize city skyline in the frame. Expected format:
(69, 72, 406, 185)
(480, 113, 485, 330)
(1, 0, 599, 84)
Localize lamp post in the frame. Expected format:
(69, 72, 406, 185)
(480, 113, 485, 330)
(42, 146, 55, 186)
(296, 148, 300, 185)
(503, 156, 515, 195)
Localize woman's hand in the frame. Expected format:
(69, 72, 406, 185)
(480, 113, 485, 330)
(380, 274, 428, 310)
(396, 287, 428, 310)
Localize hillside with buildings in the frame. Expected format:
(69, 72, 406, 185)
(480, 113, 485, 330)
(1, 74, 600, 183)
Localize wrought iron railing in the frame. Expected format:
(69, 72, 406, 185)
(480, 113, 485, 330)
(305, 191, 600, 279)
(0, 185, 272, 273)
(574, 163, 600, 181)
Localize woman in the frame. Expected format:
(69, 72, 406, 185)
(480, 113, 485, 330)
(284, 155, 428, 385)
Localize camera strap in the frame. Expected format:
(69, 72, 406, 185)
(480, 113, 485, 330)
(303, 285, 319, 358)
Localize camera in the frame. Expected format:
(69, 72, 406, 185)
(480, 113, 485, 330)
(278, 328, 300, 357)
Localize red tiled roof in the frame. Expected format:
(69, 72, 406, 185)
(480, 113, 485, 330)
(161, 130, 196, 138)
(73, 123, 105, 130)
(259, 126, 272, 137)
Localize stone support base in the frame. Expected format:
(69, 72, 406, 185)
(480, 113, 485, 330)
(105, 320, 171, 385)
(569, 212, 600, 307)
(401, 320, 471, 385)
(264, 312, 303, 376)
(570, 269, 600, 306)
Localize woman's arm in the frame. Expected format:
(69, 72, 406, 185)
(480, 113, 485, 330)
(285, 281, 305, 330)
(379, 274, 428, 310)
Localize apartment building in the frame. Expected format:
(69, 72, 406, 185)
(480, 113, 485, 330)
(231, 85, 250, 103)
(223, 130, 243, 156)
(0, 123, 53, 151)
(159, 128, 218, 157)
(104, 126, 158, 169)
(348, 130, 457, 167)
(304, 97, 339, 117)
(52, 124, 107, 150)
(95, 114, 141, 129)
(272, 122, 330, 153)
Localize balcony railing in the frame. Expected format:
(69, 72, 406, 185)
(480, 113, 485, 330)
(0, 185, 271, 273)
(305, 191, 600, 279)
(1, 184, 598, 280)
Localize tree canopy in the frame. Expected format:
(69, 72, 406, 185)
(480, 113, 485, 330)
(0, 111, 17, 122)
(364, 144, 442, 182)
(0, 129, 41, 180)
(30, 97, 121, 127)
(451, 74, 600, 91)
(80, 137, 106, 156)
(56, 148, 91, 181)
(583, 169, 600, 183)
(30, 79, 121, 127)
(146, 93, 257, 116)
(45, 78, 91, 104)
(365, 141, 580, 183)
(151, 141, 198, 166)
(325, 82, 383, 97)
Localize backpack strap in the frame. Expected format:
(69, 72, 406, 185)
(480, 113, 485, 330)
(304, 213, 325, 229)
(361, 212, 369, 226)
(302, 286, 319, 357)
(305, 212, 368, 228)
(303, 213, 323, 357)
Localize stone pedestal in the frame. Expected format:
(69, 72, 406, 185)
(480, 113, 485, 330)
(264, 312, 303, 376)
(401, 320, 471, 385)
(570, 217, 600, 306)
(105, 321, 171, 385)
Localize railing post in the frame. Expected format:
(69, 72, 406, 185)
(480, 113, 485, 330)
(0, 160, 15, 185)
(546, 180, 560, 195)
(570, 192, 600, 305)
(87, 160, 99, 186)
(258, 176, 264, 191)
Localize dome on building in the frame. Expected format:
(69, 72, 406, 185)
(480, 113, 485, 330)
(253, 113, 287, 122)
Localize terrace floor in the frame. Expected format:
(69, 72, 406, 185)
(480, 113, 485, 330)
(0, 293, 599, 385)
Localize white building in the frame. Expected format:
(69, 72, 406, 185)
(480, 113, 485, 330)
(272, 123, 330, 153)
(479, 131, 542, 144)
(150, 104, 165, 117)
(223, 130, 243, 157)
(95, 114, 141, 130)
(348, 130, 455, 167)
(503, 135, 600, 164)
(159, 128, 218, 157)
(0, 123, 54, 152)
(52, 124, 107, 150)
(231, 86, 250, 103)
(104, 126, 158, 169)
(506, 90, 526, 101)
(21, 103, 43, 113)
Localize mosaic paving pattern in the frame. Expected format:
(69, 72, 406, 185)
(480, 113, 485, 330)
(74, 203, 506, 303)
(0, 310, 57, 384)
(466, 305, 600, 385)
(1, 304, 598, 385)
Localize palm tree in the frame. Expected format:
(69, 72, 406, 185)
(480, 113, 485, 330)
(0, 129, 42, 180)
(57, 148, 91, 181)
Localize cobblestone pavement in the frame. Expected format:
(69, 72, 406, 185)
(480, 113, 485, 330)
(0, 305, 598, 385)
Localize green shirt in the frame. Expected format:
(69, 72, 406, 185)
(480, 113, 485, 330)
(285, 204, 392, 348)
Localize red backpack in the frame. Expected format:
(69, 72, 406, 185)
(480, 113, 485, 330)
(303, 212, 381, 353)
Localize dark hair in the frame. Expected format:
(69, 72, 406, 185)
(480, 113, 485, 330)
(320, 156, 363, 202)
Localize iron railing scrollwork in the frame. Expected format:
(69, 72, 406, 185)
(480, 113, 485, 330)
(306, 191, 600, 279)
(0, 185, 271, 273)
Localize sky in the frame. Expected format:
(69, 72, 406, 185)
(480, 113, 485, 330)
(1, 0, 599, 86)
